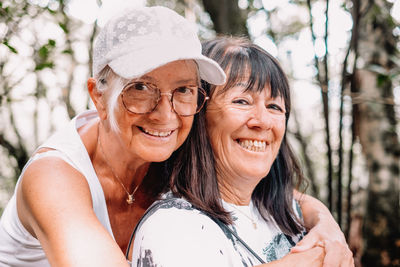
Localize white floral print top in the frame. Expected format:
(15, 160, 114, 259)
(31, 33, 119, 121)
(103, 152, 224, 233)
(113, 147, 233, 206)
(131, 195, 305, 267)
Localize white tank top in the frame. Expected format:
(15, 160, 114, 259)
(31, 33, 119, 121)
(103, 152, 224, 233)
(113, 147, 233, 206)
(0, 110, 114, 266)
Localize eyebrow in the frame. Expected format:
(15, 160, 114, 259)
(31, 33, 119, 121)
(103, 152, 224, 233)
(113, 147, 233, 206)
(174, 78, 198, 85)
(234, 82, 248, 87)
(137, 75, 157, 83)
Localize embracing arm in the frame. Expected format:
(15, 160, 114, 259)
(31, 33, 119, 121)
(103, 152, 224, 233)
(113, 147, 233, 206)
(254, 191, 352, 267)
(18, 157, 128, 267)
(293, 190, 345, 248)
(292, 190, 354, 267)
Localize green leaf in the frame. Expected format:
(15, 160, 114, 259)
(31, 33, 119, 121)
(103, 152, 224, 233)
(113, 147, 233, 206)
(376, 74, 389, 87)
(38, 45, 49, 59)
(46, 7, 56, 14)
(62, 49, 73, 54)
(35, 62, 54, 71)
(48, 39, 56, 47)
(58, 22, 68, 34)
(3, 40, 18, 54)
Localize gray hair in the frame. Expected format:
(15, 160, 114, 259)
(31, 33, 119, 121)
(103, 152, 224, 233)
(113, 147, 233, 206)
(94, 65, 129, 133)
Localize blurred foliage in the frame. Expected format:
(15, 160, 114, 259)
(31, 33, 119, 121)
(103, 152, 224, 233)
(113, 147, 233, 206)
(0, 0, 94, 188)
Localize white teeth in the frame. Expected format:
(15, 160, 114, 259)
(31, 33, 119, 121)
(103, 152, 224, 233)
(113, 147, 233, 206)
(143, 128, 172, 137)
(238, 139, 267, 152)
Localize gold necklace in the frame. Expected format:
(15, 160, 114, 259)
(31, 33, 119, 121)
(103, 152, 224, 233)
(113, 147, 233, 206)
(98, 130, 139, 205)
(227, 203, 257, 229)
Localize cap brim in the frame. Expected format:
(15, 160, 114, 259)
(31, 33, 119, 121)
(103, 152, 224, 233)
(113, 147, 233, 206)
(193, 55, 226, 85)
(108, 48, 226, 86)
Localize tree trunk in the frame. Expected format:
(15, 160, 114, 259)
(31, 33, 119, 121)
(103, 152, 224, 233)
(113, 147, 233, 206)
(353, 0, 400, 265)
(201, 0, 249, 36)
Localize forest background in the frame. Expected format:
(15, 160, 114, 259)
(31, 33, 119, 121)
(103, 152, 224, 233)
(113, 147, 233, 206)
(0, 0, 399, 266)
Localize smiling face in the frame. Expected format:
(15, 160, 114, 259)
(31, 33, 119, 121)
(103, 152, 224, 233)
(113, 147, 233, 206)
(205, 80, 286, 183)
(108, 60, 198, 163)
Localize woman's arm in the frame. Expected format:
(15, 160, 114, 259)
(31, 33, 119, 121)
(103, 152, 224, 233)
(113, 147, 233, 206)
(293, 190, 345, 248)
(18, 157, 129, 267)
(293, 190, 354, 267)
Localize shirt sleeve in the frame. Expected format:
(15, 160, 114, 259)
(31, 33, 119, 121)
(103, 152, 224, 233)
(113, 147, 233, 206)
(131, 207, 237, 267)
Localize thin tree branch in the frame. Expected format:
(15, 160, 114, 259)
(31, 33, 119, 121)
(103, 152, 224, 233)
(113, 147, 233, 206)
(59, 0, 77, 119)
(307, 0, 334, 212)
(290, 112, 319, 198)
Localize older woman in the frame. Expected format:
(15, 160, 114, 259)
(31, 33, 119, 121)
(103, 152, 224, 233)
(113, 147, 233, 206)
(130, 37, 354, 267)
(0, 6, 226, 266)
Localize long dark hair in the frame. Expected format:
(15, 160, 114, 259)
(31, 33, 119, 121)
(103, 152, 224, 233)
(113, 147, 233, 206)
(161, 104, 228, 221)
(165, 36, 305, 235)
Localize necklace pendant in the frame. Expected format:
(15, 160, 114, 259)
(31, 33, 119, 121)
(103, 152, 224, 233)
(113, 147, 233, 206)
(252, 222, 257, 229)
(126, 194, 134, 204)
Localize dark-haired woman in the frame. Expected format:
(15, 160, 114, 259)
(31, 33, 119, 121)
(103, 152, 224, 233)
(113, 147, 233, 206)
(130, 37, 354, 267)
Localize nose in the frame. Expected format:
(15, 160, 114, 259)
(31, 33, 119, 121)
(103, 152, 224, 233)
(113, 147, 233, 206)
(246, 104, 272, 130)
(147, 93, 176, 122)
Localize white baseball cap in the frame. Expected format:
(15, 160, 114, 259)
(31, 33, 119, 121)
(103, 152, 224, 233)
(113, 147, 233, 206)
(93, 6, 226, 85)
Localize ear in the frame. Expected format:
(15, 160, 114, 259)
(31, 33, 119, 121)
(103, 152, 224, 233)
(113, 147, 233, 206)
(88, 78, 107, 120)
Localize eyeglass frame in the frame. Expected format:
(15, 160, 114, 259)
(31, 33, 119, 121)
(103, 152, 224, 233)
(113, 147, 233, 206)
(120, 81, 210, 117)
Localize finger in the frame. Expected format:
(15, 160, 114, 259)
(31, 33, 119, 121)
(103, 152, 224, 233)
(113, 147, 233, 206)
(291, 232, 320, 253)
(340, 246, 354, 267)
(275, 247, 325, 267)
(323, 240, 348, 267)
(307, 246, 325, 267)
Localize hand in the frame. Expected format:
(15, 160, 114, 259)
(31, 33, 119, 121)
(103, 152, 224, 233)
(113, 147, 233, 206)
(287, 246, 325, 267)
(291, 214, 354, 267)
(293, 191, 354, 266)
(322, 240, 354, 267)
(291, 212, 346, 252)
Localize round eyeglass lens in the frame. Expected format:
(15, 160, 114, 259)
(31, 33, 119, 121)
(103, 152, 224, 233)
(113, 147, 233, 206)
(122, 82, 159, 114)
(172, 87, 206, 116)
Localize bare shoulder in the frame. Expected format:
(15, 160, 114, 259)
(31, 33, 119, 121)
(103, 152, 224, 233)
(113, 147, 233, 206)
(18, 156, 93, 237)
(20, 155, 91, 205)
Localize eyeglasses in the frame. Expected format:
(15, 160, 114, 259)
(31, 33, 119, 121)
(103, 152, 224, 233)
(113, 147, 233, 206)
(121, 81, 209, 116)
